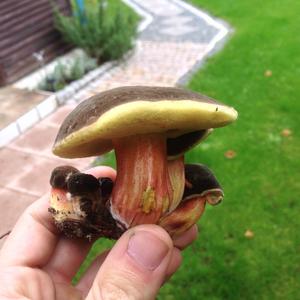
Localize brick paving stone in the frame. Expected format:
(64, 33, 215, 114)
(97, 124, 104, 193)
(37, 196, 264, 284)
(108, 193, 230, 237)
(0, 188, 37, 248)
(0, 147, 56, 196)
(0, 148, 37, 192)
(0, 87, 48, 130)
(9, 123, 58, 157)
(43, 104, 76, 127)
(10, 157, 63, 197)
(7, 120, 94, 169)
(86, 41, 207, 94)
(0, 146, 93, 196)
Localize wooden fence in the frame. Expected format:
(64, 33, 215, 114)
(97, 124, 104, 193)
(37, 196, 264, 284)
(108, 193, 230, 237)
(0, 0, 72, 86)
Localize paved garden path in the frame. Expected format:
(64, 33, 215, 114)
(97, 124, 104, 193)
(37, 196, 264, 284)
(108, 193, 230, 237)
(0, 0, 229, 246)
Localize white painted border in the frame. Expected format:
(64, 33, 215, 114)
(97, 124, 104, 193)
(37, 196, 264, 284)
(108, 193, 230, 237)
(172, 0, 225, 30)
(122, 0, 153, 32)
(0, 95, 60, 146)
(172, 0, 229, 54)
(0, 123, 20, 147)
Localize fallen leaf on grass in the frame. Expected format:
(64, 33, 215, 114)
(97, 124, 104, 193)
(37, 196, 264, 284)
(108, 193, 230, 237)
(264, 70, 272, 77)
(224, 150, 237, 159)
(281, 128, 292, 137)
(244, 229, 254, 239)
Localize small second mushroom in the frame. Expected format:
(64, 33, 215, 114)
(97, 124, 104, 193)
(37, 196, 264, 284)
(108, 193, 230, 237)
(50, 86, 237, 239)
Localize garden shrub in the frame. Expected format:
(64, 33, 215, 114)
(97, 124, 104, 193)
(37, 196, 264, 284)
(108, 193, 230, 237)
(54, 0, 139, 64)
(38, 51, 97, 92)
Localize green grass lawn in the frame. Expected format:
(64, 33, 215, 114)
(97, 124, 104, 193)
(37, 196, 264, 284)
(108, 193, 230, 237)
(75, 0, 300, 299)
(159, 0, 300, 299)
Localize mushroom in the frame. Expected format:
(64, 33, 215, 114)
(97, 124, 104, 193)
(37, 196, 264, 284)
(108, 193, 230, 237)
(49, 86, 237, 239)
(159, 164, 224, 237)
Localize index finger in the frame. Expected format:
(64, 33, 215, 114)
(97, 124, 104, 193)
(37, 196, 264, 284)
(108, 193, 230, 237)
(0, 166, 116, 268)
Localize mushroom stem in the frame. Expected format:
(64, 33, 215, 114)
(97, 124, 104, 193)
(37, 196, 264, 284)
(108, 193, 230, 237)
(167, 156, 185, 213)
(111, 133, 184, 228)
(159, 196, 206, 237)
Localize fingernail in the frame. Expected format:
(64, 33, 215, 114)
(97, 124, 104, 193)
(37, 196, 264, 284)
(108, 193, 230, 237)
(127, 231, 169, 271)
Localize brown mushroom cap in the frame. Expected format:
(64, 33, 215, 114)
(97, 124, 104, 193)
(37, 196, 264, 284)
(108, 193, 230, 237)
(53, 86, 238, 158)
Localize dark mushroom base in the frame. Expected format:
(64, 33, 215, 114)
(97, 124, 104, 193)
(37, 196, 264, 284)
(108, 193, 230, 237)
(49, 166, 124, 240)
(49, 164, 223, 240)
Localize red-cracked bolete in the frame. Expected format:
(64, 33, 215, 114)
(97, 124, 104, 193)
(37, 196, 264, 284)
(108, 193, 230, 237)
(49, 86, 238, 240)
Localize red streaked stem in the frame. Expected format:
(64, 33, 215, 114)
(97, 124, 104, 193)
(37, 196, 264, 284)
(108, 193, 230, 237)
(167, 156, 185, 213)
(111, 133, 175, 227)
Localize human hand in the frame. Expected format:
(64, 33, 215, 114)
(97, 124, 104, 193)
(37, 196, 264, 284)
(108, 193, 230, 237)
(0, 166, 198, 300)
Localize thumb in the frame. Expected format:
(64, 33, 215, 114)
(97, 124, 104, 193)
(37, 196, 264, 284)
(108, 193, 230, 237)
(86, 224, 174, 300)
